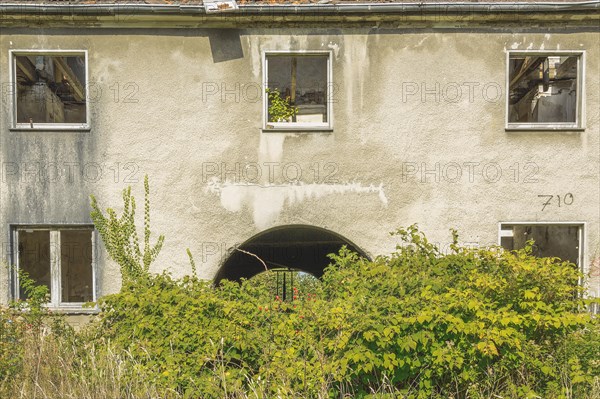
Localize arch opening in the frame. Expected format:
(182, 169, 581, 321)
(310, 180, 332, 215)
(214, 225, 368, 284)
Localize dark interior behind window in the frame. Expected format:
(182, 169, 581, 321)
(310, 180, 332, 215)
(18, 230, 51, 299)
(508, 55, 578, 124)
(267, 55, 328, 123)
(501, 224, 580, 265)
(15, 54, 87, 124)
(61, 229, 93, 303)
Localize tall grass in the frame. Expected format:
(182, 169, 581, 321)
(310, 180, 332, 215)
(2, 322, 599, 399)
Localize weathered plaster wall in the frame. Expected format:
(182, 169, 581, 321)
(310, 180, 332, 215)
(1, 26, 599, 304)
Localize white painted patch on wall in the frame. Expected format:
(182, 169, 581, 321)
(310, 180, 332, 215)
(258, 132, 289, 165)
(206, 179, 388, 229)
(343, 36, 370, 143)
(246, 36, 261, 78)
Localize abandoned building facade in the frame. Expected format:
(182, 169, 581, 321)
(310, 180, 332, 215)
(0, 1, 599, 314)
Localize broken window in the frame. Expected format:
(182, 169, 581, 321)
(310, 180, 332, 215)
(500, 224, 582, 267)
(264, 52, 331, 130)
(12, 51, 88, 129)
(15, 227, 95, 308)
(507, 52, 583, 129)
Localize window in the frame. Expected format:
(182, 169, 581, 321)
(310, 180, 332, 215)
(14, 226, 96, 310)
(506, 51, 584, 130)
(499, 223, 583, 268)
(10, 50, 89, 130)
(263, 51, 332, 130)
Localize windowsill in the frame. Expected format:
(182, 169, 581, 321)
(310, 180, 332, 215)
(263, 123, 333, 133)
(263, 128, 334, 133)
(11, 305, 100, 315)
(48, 307, 100, 315)
(505, 124, 584, 132)
(11, 125, 91, 132)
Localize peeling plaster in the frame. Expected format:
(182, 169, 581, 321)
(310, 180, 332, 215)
(206, 179, 388, 229)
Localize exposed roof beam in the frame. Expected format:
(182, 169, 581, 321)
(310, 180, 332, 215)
(53, 57, 85, 102)
(15, 56, 36, 83)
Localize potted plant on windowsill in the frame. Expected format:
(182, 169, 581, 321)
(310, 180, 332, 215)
(266, 88, 298, 126)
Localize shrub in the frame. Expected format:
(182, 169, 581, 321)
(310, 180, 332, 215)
(94, 225, 599, 398)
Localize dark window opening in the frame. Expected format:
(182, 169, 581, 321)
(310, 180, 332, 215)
(215, 225, 366, 285)
(508, 54, 579, 124)
(18, 230, 51, 300)
(15, 227, 94, 307)
(61, 230, 93, 303)
(15, 54, 87, 125)
(500, 224, 581, 266)
(266, 54, 328, 125)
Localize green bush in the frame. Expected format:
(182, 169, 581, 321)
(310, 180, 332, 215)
(94, 225, 599, 398)
(6, 177, 597, 398)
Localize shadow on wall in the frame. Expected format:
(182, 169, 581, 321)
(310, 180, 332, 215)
(208, 29, 244, 63)
(214, 224, 368, 284)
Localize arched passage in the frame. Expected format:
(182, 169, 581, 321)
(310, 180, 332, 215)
(214, 225, 368, 284)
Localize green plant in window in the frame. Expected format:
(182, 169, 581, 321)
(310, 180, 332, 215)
(266, 88, 298, 123)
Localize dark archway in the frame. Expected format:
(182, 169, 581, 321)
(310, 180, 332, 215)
(214, 225, 368, 284)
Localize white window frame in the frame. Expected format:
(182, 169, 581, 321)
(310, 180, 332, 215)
(262, 50, 333, 131)
(12, 225, 98, 312)
(9, 49, 90, 131)
(498, 222, 586, 284)
(505, 50, 585, 131)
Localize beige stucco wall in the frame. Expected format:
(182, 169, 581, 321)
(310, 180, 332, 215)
(1, 23, 599, 305)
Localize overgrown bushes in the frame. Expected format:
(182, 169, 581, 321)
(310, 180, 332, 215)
(91, 226, 599, 398)
(1, 178, 598, 398)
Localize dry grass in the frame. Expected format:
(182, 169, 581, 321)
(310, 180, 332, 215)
(1, 326, 180, 399)
(2, 326, 599, 399)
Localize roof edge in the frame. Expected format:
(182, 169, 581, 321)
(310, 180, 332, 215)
(0, 1, 599, 15)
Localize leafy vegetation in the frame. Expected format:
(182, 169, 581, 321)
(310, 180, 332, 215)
(1, 180, 599, 398)
(90, 174, 164, 283)
(266, 88, 298, 122)
(92, 227, 599, 398)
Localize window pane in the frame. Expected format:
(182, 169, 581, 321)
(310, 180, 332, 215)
(18, 230, 51, 300)
(500, 224, 580, 265)
(267, 55, 328, 123)
(61, 230, 93, 303)
(15, 54, 87, 124)
(508, 55, 578, 123)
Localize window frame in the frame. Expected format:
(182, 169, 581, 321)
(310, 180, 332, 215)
(505, 50, 585, 131)
(9, 49, 90, 131)
(11, 225, 98, 313)
(498, 221, 586, 283)
(262, 50, 333, 132)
